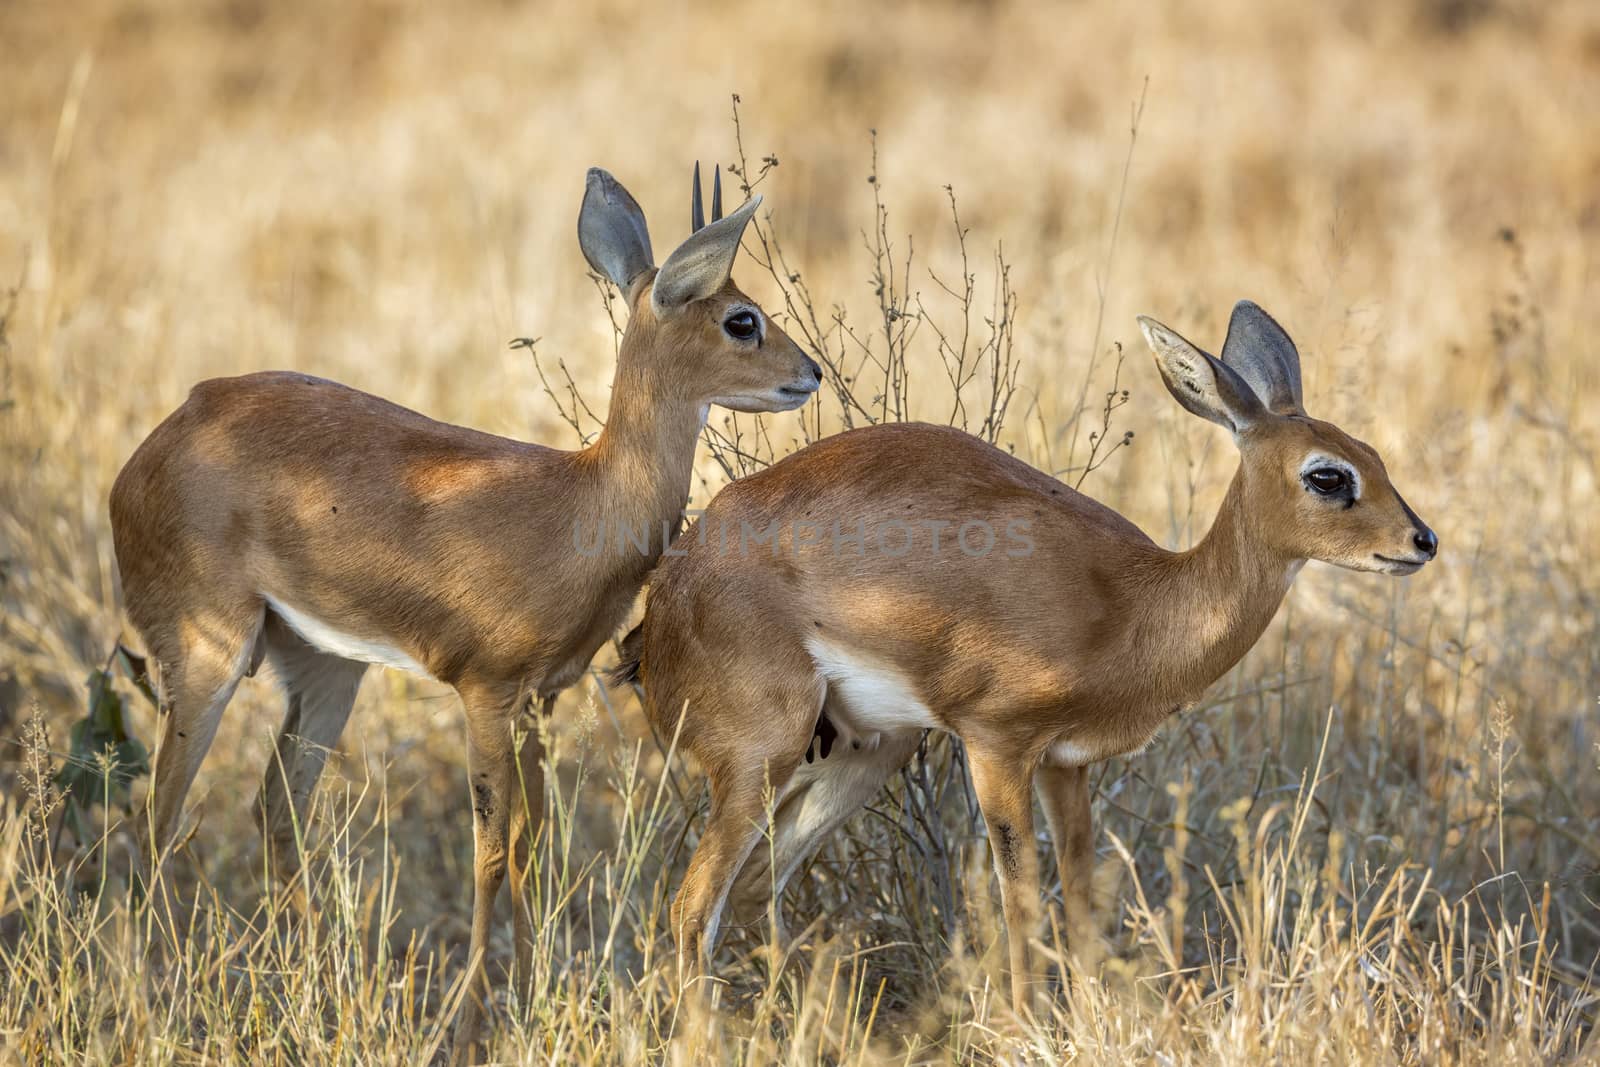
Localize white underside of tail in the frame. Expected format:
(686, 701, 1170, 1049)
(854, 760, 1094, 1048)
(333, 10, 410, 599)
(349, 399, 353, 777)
(264, 595, 433, 679)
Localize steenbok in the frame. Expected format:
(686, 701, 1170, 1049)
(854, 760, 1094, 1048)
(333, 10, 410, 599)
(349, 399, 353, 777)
(110, 164, 819, 1054)
(615, 302, 1436, 1014)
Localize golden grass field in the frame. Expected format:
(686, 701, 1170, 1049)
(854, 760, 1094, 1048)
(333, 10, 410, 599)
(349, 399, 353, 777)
(2, 0, 1598, 1062)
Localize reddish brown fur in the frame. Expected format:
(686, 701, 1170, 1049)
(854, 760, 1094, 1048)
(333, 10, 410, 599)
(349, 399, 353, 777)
(112, 249, 816, 1056)
(631, 321, 1435, 1015)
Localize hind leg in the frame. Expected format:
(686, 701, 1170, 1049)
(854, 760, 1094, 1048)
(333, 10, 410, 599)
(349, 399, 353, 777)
(673, 760, 790, 980)
(256, 615, 367, 880)
(142, 604, 265, 915)
(728, 728, 923, 947)
(671, 687, 821, 985)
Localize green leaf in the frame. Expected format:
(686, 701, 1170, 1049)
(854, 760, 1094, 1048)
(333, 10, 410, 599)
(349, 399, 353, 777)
(53, 666, 153, 815)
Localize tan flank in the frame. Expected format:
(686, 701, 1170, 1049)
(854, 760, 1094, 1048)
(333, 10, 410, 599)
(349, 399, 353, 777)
(622, 301, 1438, 1016)
(109, 164, 820, 1058)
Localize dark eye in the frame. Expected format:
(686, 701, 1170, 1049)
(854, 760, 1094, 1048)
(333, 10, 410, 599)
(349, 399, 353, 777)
(1304, 467, 1349, 495)
(723, 310, 759, 342)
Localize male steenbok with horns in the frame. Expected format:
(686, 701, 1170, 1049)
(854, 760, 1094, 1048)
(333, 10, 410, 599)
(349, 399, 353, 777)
(617, 302, 1437, 1014)
(110, 164, 819, 1055)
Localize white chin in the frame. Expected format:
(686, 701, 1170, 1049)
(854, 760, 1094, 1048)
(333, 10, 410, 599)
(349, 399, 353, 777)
(1364, 556, 1426, 576)
(712, 389, 814, 414)
(1324, 556, 1424, 576)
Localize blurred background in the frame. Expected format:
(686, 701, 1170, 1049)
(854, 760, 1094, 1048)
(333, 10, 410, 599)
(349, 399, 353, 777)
(1, 0, 1596, 1061)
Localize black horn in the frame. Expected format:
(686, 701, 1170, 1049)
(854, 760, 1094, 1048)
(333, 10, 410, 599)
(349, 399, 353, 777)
(712, 164, 723, 223)
(691, 161, 705, 234)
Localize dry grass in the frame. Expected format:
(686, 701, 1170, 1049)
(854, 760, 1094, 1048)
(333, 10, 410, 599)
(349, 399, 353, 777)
(1, 0, 1598, 1062)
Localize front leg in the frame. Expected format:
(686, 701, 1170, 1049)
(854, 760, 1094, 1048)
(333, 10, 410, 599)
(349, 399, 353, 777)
(966, 744, 1042, 1020)
(452, 681, 525, 1065)
(509, 696, 553, 996)
(1035, 762, 1094, 966)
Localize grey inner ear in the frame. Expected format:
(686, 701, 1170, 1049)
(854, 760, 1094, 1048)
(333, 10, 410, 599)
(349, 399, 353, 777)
(1220, 300, 1304, 414)
(1205, 350, 1270, 431)
(577, 168, 655, 292)
(652, 194, 762, 313)
(1140, 315, 1268, 434)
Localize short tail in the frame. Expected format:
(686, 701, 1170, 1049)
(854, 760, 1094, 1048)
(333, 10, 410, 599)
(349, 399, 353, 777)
(608, 623, 644, 688)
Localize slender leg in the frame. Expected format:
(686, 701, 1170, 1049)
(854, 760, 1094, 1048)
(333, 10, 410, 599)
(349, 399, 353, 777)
(654, 632, 823, 992)
(726, 729, 922, 947)
(673, 763, 785, 985)
(1035, 763, 1094, 965)
(451, 682, 523, 1064)
(255, 617, 367, 880)
(967, 744, 1041, 1019)
(142, 607, 264, 923)
(507, 696, 550, 1001)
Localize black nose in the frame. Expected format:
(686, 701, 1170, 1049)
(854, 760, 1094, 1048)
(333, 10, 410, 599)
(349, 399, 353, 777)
(1413, 527, 1438, 559)
(805, 358, 822, 385)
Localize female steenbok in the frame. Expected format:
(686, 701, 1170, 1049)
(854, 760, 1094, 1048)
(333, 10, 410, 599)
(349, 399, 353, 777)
(110, 164, 819, 1054)
(617, 302, 1437, 1013)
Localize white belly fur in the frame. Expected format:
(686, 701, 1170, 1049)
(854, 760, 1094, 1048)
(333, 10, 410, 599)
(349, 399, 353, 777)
(1047, 739, 1097, 767)
(1048, 722, 1166, 768)
(265, 596, 434, 679)
(806, 638, 940, 736)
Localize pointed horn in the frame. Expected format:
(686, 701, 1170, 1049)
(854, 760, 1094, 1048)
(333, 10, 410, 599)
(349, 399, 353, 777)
(691, 161, 705, 234)
(712, 164, 723, 223)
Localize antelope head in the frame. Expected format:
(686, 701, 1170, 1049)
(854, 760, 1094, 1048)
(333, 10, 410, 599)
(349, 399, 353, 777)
(578, 163, 820, 416)
(1139, 301, 1438, 575)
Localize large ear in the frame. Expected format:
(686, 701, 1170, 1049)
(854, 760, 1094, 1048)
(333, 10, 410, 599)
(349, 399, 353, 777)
(651, 194, 762, 314)
(1219, 300, 1304, 414)
(1138, 314, 1268, 436)
(578, 168, 655, 293)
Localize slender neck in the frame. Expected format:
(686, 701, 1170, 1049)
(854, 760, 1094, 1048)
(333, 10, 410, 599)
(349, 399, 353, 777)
(1130, 468, 1302, 703)
(576, 329, 705, 566)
